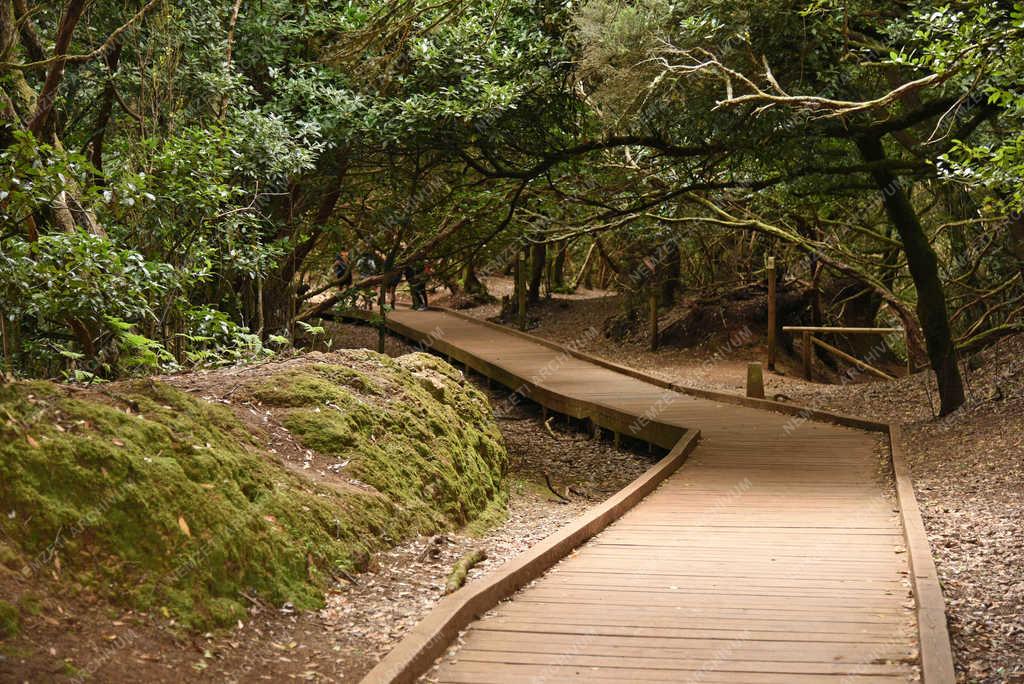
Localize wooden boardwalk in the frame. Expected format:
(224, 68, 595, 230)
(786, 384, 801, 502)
(384, 309, 920, 683)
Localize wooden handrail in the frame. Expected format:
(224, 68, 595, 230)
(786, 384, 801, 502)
(782, 325, 903, 334)
(811, 335, 895, 380)
(783, 325, 905, 380)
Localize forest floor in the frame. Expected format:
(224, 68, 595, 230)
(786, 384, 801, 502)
(4, 281, 1019, 683)
(434, 276, 1024, 684)
(0, 323, 658, 683)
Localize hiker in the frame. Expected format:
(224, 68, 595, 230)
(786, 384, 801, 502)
(355, 251, 400, 308)
(354, 251, 378, 279)
(384, 266, 401, 308)
(332, 250, 352, 288)
(405, 259, 430, 311)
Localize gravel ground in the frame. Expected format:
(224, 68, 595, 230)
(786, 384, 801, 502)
(443, 279, 1023, 684)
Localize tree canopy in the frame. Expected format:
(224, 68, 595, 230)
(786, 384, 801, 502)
(2, 0, 1023, 414)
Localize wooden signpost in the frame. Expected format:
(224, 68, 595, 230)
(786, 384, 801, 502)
(766, 256, 777, 371)
(648, 290, 659, 351)
(516, 250, 527, 331)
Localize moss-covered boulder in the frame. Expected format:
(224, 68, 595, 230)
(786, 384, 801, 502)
(0, 350, 506, 630)
(244, 351, 506, 529)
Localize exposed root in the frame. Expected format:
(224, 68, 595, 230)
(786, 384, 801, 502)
(444, 548, 488, 594)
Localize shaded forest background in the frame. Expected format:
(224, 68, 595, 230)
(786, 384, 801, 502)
(3, 0, 1024, 416)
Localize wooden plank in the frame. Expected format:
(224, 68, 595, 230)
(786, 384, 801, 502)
(471, 621, 913, 644)
(803, 331, 813, 380)
(450, 650, 914, 676)
(458, 632, 916, 662)
(435, 661, 909, 683)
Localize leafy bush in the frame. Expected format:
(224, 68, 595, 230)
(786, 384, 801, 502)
(0, 232, 180, 377)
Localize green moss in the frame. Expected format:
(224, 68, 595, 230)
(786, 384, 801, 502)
(246, 352, 507, 531)
(61, 660, 84, 678)
(0, 601, 19, 638)
(0, 541, 20, 571)
(464, 484, 509, 537)
(18, 595, 42, 617)
(0, 350, 507, 631)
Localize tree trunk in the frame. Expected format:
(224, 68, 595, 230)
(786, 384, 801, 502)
(12, 0, 46, 63)
(573, 242, 597, 291)
(1008, 214, 1024, 284)
(27, 0, 89, 137)
(1, 0, 17, 63)
(857, 136, 964, 415)
(528, 240, 545, 303)
(659, 240, 681, 307)
(88, 43, 123, 181)
(462, 261, 486, 295)
(552, 239, 568, 289)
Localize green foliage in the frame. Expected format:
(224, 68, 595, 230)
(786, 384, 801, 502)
(106, 318, 177, 372)
(2, 0, 1021, 385)
(0, 231, 179, 376)
(0, 131, 98, 222)
(180, 307, 273, 367)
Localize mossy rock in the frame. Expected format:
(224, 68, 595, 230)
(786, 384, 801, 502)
(0, 601, 18, 638)
(0, 351, 507, 631)
(244, 352, 507, 530)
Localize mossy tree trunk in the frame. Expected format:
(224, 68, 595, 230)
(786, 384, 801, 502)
(528, 240, 546, 303)
(857, 136, 965, 415)
(659, 241, 681, 307)
(1008, 214, 1024, 284)
(462, 260, 486, 295)
(552, 239, 568, 289)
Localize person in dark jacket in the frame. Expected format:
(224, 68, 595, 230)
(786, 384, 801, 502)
(404, 259, 430, 311)
(332, 250, 352, 287)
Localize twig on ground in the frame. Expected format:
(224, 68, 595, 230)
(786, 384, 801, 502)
(543, 470, 572, 503)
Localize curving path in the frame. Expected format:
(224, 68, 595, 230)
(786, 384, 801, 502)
(364, 308, 938, 683)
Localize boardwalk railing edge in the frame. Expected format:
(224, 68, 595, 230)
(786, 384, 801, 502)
(890, 423, 957, 684)
(434, 306, 887, 432)
(358, 429, 700, 684)
(342, 305, 955, 683)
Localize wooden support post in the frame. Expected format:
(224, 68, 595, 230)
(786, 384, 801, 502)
(614, 431, 621, 448)
(905, 329, 914, 375)
(766, 256, 777, 371)
(746, 362, 765, 399)
(377, 282, 387, 354)
(802, 331, 813, 381)
(516, 250, 527, 331)
(648, 290, 659, 351)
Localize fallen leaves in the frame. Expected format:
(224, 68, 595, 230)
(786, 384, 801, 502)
(177, 516, 191, 537)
